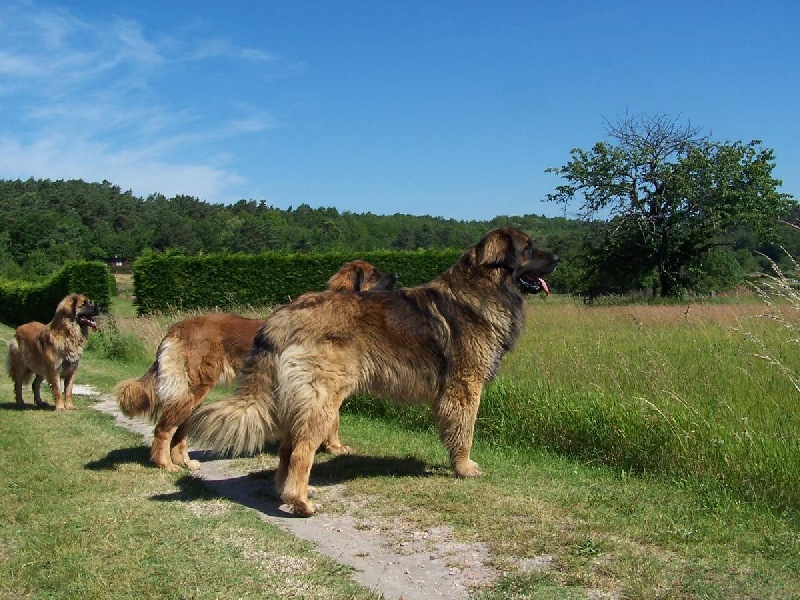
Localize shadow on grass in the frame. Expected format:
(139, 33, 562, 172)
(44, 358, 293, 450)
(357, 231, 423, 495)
(152, 452, 434, 518)
(85, 445, 152, 470)
(0, 401, 53, 411)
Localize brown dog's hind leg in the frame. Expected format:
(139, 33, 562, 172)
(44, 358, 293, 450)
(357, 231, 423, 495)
(151, 422, 181, 472)
(170, 422, 201, 471)
(153, 385, 210, 471)
(14, 379, 27, 407)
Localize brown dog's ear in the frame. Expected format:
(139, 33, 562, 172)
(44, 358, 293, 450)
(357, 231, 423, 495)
(352, 267, 365, 291)
(476, 229, 517, 269)
(71, 295, 80, 319)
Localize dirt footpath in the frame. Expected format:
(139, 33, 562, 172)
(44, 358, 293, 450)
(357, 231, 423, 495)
(85, 387, 498, 600)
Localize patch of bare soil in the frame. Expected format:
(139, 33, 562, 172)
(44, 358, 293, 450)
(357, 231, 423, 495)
(84, 387, 499, 600)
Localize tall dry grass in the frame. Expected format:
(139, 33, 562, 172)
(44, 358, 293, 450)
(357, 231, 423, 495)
(349, 299, 800, 512)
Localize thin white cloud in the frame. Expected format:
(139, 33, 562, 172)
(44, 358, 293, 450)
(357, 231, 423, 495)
(0, 0, 282, 203)
(0, 132, 242, 201)
(190, 39, 277, 63)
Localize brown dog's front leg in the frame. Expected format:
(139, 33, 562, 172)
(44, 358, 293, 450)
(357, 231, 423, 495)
(435, 382, 484, 478)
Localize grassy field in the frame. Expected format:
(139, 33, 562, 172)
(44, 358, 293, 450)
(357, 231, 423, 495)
(348, 297, 800, 513)
(2, 290, 799, 598)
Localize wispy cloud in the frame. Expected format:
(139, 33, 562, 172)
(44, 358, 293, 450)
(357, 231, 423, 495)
(0, 1, 280, 202)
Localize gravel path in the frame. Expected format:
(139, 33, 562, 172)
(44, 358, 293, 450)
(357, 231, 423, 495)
(82, 386, 499, 600)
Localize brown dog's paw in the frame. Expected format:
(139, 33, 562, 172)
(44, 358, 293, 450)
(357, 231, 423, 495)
(185, 459, 202, 471)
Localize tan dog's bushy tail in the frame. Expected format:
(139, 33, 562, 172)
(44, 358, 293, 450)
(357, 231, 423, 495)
(115, 362, 158, 419)
(187, 348, 280, 457)
(187, 394, 278, 457)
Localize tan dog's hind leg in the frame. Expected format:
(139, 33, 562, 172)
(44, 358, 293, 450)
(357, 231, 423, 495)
(277, 377, 351, 516)
(321, 413, 351, 455)
(279, 436, 321, 517)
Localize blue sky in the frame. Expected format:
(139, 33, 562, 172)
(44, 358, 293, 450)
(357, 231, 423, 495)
(1, 1, 797, 221)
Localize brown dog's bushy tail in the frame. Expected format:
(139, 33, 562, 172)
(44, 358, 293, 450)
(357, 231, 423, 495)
(115, 362, 158, 419)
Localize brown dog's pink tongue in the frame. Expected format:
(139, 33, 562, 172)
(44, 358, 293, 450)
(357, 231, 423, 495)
(540, 279, 550, 295)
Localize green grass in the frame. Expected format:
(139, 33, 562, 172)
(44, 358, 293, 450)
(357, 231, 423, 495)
(0, 355, 378, 599)
(3, 296, 799, 598)
(346, 300, 800, 513)
(319, 415, 800, 598)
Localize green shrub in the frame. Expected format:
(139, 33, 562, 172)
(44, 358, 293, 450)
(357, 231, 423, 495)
(85, 317, 149, 364)
(0, 261, 114, 325)
(132, 249, 461, 314)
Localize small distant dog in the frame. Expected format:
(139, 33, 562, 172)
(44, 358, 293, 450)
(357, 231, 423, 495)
(187, 228, 559, 516)
(115, 260, 398, 472)
(6, 294, 100, 410)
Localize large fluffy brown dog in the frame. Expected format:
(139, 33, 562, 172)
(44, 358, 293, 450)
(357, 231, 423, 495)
(6, 294, 100, 410)
(115, 260, 398, 472)
(187, 228, 559, 516)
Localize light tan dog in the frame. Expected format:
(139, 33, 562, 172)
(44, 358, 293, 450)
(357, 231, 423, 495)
(115, 260, 398, 471)
(187, 228, 559, 516)
(6, 294, 100, 410)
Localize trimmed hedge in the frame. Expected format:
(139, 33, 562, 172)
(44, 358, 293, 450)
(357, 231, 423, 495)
(132, 249, 463, 314)
(0, 262, 115, 326)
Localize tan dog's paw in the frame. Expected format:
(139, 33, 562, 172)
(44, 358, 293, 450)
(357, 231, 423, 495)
(455, 459, 483, 478)
(324, 443, 352, 455)
(279, 499, 319, 517)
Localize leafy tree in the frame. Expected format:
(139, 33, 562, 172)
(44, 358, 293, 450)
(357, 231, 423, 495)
(546, 113, 796, 297)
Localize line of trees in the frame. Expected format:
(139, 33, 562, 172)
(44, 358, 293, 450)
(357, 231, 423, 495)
(0, 177, 583, 279)
(1, 114, 796, 297)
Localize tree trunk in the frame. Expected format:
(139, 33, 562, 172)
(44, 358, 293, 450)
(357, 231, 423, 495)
(658, 263, 683, 298)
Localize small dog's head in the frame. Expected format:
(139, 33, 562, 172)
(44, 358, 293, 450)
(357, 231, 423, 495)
(328, 260, 399, 292)
(70, 294, 100, 332)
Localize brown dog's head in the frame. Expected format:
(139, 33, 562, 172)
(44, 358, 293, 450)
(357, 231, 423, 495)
(61, 294, 100, 332)
(474, 227, 559, 295)
(327, 260, 399, 292)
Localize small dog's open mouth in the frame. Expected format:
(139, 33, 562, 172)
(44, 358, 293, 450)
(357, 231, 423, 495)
(78, 316, 98, 331)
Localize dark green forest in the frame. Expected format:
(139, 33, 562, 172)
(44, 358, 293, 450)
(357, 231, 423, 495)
(2, 178, 798, 296)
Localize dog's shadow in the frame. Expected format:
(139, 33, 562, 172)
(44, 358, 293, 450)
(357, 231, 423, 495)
(85, 446, 152, 470)
(0, 401, 53, 411)
(151, 452, 435, 518)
